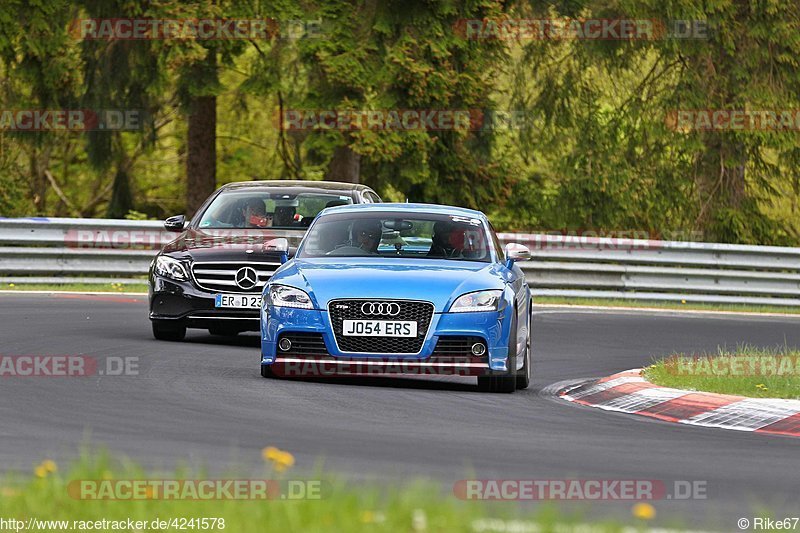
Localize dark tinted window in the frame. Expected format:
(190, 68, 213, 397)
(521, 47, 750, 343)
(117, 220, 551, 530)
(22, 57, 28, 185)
(196, 190, 354, 229)
(299, 211, 492, 262)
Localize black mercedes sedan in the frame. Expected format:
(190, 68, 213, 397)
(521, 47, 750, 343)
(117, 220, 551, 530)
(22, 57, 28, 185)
(149, 180, 382, 340)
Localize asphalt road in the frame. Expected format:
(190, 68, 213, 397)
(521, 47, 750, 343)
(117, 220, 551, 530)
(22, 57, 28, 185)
(1, 293, 798, 527)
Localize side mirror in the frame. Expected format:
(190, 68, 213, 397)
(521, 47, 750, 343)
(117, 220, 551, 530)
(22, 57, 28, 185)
(262, 237, 289, 253)
(504, 243, 531, 267)
(263, 237, 290, 264)
(164, 215, 186, 232)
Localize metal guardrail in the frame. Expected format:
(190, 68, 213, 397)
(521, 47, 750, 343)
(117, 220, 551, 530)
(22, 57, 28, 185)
(2, 217, 800, 306)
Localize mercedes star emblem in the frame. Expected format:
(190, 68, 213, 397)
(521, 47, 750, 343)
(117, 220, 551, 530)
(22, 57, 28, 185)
(234, 266, 258, 290)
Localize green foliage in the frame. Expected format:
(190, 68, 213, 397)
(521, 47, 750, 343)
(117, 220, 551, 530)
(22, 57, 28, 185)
(1, 0, 800, 245)
(498, 0, 800, 243)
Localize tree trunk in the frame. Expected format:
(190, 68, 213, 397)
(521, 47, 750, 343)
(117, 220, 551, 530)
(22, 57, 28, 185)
(106, 165, 133, 218)
(186, 94, 217, 215)
(29, 144, 52, 214)
(106, 136, 134, 218)
(185, 52, 218, 216)
(324, 144, 361, 183)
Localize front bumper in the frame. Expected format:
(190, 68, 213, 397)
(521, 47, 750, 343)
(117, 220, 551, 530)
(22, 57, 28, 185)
(260, 303, 513, 376)
(149, 276, 260, 331)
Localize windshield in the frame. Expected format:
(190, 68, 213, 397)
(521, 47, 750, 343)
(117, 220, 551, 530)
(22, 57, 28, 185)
(298, 212, 492, 262)
(196, 190, 353, 229)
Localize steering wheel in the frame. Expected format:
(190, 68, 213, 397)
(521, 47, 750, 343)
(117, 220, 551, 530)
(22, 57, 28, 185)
(325, 246, 377, 256)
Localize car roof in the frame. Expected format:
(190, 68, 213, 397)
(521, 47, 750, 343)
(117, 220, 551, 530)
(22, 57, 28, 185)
(320, 202, 487, 219)
(220, 180, 373, 192)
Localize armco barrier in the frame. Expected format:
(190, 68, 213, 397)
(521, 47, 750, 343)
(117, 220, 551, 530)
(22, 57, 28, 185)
(1, 217, 799, 306)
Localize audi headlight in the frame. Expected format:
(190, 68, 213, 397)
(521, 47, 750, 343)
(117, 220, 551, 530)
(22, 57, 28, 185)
(450, 290, 503, 313)
(268, 284, 313, 309)
(154, 256, 189, 281)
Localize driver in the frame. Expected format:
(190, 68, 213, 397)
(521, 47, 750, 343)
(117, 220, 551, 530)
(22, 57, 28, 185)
(241, 199, 271, 228)
(427, 221, 457, 258)
(353, 219, 382, 253)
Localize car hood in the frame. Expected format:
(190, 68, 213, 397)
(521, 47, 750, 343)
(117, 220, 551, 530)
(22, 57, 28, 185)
(162, 228, 305, 262)
(272, 257, 508, 311)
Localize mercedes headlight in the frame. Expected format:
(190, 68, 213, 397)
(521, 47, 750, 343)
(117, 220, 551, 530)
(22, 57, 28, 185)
(268, 284, 313, 309)
(450, 290, 503, 313)
(154, 256, 189, 281)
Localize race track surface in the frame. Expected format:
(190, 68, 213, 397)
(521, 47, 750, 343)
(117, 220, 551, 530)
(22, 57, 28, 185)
(1, 294, 798, 527)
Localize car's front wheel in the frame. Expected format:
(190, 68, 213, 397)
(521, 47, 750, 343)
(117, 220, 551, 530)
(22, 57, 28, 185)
(478, 310, 517, 393)
(152, 321, 186, 341)
(516, 308, 532, 390)
(261, 364, 278, 379)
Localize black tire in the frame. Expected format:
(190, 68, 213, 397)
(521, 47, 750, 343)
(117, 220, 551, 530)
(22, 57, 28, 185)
(208, 326, 239, 337)
(478, 309, 517, 393)
(516, 309, 531, 390)
(478, 373, 516, 393)
(261, 364, 278, 379)
(152, 321, 186, 341)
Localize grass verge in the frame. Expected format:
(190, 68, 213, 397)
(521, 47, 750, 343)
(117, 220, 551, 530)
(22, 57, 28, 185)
(0, 282, 148, 293)
(0, 450, 646, 533)
(534, 296, 800, 315)
(644, 345, 800, 399)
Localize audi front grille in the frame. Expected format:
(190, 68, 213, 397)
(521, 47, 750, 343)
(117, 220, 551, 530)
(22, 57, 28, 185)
(191, 261, 281, 293)
(327, 299, 434, 354)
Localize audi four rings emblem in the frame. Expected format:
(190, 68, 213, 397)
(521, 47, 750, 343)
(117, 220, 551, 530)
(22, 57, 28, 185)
(234, 267, 258, 289)
(361, 302, 401, 316)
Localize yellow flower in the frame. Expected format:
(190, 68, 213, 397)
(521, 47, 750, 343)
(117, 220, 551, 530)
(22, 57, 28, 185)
(262, 446, 280, 461)
(681, 299, 686, 304)
(34, 465, 48, 478)
(8, 283, 15, 288)
(262, 447, 295, 472)
(360, 511, 385, 524)
(41, 460, 57, 473)
(632, 502, 656, 520)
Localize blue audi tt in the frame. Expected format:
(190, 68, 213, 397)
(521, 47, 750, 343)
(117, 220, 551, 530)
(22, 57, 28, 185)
(260, 203, 532, 392)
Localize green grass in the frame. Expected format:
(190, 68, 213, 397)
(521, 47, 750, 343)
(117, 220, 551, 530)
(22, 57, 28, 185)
(0, 450, 644, 533)
(0, 282, 148, 293)
(644, 345, 800, 399)
(534, 296, 800, 315)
